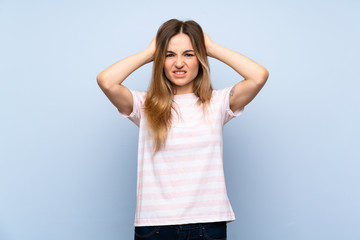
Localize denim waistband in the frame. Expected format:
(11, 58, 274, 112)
(163, 221, 226, 230)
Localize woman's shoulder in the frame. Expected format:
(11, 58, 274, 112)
(128, 90, 147, 104)
(211, 86, 233, 98)
(133, 90, 147, 97)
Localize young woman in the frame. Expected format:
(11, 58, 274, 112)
(97, 19, 268, 240)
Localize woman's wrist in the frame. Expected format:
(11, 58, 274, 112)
(142, 48, 155, 64)
(206, 41, 221, 59)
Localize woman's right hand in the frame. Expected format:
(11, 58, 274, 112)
(146, 37, 156, 63)
(97, 36, 158, 114)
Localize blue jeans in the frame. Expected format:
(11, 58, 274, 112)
(134, 221, 227, 240)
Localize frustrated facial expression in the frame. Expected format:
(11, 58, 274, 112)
(164, 33, 199, 95)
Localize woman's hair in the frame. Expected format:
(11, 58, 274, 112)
(144, 19, 213, 155)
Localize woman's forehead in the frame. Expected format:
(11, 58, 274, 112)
(167, 33, 194, 51)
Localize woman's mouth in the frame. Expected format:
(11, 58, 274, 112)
(173, 70, 187, 77)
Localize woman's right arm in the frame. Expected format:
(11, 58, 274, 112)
(97, 38, 155, 115)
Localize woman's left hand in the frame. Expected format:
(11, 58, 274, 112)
(203, 32, 214, 57)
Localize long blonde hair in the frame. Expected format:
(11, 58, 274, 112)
(144, 19, 213, 155)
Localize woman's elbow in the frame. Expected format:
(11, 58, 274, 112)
(96, 73, 110, 89)
(255, 69, 269, 86)
(262, 68, 269, 80)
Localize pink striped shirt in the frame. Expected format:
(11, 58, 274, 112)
(119, 86, 244, 226)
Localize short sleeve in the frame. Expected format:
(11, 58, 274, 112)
(118, 90, 145, 127)
(220, 86, 245, 125)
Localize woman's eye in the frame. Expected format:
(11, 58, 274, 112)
(166, 54, 174, 57)
(185, 53, 194, 57)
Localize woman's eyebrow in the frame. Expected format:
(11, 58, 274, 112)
(166, 50, 195, 53)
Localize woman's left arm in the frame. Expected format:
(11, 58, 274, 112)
(204, 33, 269, 112)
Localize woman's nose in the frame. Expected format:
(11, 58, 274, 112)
(175, 56, 184, 68)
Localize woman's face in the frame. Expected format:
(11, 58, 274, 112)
(164, 33, 199, 95)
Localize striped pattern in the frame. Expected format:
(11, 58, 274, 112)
(119, 87, 244, 226)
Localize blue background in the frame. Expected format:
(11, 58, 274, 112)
(1, 0, 359, 239)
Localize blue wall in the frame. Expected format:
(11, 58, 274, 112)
(1, 0, 359, 239)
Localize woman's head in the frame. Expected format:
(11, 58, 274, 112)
(163, 33, 199, 95)
(144, 19, 213, 155)
(153, 19, 211, 95)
